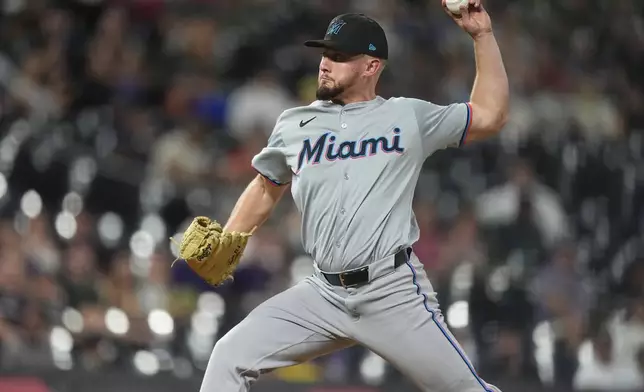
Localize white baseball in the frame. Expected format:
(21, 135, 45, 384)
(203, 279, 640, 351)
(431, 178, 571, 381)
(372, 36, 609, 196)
(445, 0, 469, 15)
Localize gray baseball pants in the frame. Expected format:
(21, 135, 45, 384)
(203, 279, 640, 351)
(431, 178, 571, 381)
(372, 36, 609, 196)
(200, 251, 501, 392)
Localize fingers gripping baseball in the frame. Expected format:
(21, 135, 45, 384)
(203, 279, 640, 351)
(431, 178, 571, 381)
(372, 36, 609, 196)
(441, 0, 492, 38)
(170, 216, 253, 286)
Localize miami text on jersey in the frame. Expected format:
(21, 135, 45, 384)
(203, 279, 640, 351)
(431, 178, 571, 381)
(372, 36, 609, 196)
(296, 128, 404, 172)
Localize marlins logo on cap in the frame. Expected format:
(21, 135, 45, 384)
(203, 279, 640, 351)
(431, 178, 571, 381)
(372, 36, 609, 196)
(326, 20, 347, 35)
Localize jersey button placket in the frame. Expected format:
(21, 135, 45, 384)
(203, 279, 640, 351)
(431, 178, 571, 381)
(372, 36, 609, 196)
(339, 113, 351, 181)
(334, 111, 348, 256)
(335, 166, 347, 252)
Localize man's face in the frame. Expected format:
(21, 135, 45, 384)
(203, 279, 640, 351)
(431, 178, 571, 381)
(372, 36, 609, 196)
(632, 297, 644, 322)
(316, 50, 364, 101)
(511, 163, 533, 189)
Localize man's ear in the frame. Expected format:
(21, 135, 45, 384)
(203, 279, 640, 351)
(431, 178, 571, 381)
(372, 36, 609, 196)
(365, 58, 382, 76)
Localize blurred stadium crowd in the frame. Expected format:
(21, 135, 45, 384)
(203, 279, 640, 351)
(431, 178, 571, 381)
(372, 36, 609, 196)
(0, 0, 643, 391)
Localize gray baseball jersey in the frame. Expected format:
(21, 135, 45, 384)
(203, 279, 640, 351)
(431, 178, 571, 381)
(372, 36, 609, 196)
(201, 97, 503, 392)
(252, 96, 472, 272)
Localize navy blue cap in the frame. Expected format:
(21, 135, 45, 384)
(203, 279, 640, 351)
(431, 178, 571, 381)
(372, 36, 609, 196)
(304, 13, 389, 60)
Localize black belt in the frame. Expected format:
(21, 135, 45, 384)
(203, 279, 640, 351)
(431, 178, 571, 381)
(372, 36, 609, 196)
(321, 247, 412, 288)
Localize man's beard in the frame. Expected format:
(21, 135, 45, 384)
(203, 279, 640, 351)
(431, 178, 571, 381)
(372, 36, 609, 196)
(316, 84, 345, 101)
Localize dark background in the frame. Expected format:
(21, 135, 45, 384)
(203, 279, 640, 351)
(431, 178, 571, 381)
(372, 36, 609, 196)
(0, 0, 643, 391)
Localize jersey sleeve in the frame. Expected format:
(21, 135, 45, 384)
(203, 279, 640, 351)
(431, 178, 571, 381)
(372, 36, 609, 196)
(407, 98, 472, 156)
(251, 114, 292, 185)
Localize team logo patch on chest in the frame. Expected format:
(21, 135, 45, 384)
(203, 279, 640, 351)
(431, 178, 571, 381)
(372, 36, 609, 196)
(296, 128, 404, 172)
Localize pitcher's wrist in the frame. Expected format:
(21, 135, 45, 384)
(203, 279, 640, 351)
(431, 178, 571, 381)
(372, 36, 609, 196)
(471, 29, 494, 40)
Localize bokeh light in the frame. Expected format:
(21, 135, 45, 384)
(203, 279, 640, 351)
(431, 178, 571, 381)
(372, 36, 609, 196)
(133, 350, 160, 376)
(360, 351, 386, 386)
(98, 212, 124, 247)
(62, 307, 84, 334)
(148, 309, 174, 337)
(50, 326, 74, 353)
(130, 230, 155, 258)
(20, 189, 42, 218)
(62, 192, 84, 216)
(0, 173, 8, 199)
(55, 211, 77, 239)
(446, 300, 469, 329)
(105, 307, 130, 336)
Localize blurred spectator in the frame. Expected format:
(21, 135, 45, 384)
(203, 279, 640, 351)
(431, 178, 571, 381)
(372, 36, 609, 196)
(23, 214, 60, 274)
(138, 251, 171, 313)
(147, 118, 216, 190)
(532, 242, 590, 387)
(0, 301, 53, 371)
(573, 328, 643, 391)
(621, 261, 644, 300)
(436, 208, 485, 302)
(570, 76, 623, 141)
(112, 105, 159, 161)
(609, 296, 644, 368)
(58, 242, 101, 311)
(476, 158, 568, 253)
(99, 250, 141, 316)
(225, 69, 297, 140)
(411, 201, 442, 274)
(28, 273, 64, 326)
(0, 248, 28, 326)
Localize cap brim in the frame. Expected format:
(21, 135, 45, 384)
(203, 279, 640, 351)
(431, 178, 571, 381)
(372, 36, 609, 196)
(304, 39, 338, 49)
(304, 40, 361, 55)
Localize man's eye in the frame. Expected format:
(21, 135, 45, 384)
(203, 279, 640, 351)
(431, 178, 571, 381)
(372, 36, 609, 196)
(326, 53, 346, 62)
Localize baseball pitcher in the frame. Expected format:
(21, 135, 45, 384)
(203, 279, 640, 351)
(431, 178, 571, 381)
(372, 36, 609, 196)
(177, 1, 509, 391)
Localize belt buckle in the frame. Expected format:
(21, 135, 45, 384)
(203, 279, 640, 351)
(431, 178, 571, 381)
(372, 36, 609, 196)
(339, 273, 359, 288)
(338, 273, 348, 287)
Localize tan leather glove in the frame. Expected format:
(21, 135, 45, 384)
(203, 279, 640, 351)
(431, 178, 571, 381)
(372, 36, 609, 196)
(173, 217, 253, 286)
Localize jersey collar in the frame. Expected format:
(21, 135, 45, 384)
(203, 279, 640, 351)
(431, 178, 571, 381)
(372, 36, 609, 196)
(320, 96, 385, 113)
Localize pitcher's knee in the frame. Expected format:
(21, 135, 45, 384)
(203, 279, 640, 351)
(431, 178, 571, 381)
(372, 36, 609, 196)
(213, 333, 259, 379)
(201, 332, 260, 391)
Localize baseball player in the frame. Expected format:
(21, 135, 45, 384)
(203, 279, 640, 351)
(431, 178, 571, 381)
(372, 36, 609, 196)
(177, 1, 508, 391)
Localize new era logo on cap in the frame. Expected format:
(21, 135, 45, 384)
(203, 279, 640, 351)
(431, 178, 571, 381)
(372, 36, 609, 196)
(369, 44, 376, 51)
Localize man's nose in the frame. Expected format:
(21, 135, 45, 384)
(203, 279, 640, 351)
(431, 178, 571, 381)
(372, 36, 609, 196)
(319, 56, 331, 73)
